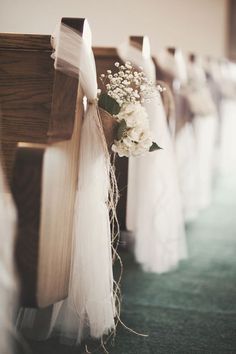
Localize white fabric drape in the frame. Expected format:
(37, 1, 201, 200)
(155, 49, 200, 221)
(0, 162, 17, 354)
(186, 59, 217, 209)
(118, 43, 187, 273)
(192, 114, 217, 208)
(156, 48, 188, 84)
(17, 21, 115, 343)
(219, 62, 236, 175)
(175, 123, 199, 221)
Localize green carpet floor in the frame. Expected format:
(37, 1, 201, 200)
(27, 173, 236, 354)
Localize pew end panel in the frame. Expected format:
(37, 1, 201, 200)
(0, 17, 86, 307)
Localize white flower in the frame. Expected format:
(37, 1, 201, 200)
(111, 102, 153, 157)
(123, 80, 130, 86)
(127, 126, 142, 141)
(124, 87, 133, 93)
(123, 136, 134, 147)
(117, 102, 148, 128)
(128, 126, 152, 147)
(125, 61, 132, 68)
(112, 140, 130, 157)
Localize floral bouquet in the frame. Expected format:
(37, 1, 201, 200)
(98, 61, 162, 157)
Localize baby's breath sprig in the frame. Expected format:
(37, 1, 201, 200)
(98, 61, 162, 157)
(99, 61, 163, 108)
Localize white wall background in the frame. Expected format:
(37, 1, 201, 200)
(0, 0, 228, 57)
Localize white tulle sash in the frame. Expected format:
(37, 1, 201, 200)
(47, 103, 115, 342)
(118, 42, 187, 273)
(17, 21, 116, 343)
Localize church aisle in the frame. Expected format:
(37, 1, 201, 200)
(109, 173, 236, 354)
(28, 173, 236, 354)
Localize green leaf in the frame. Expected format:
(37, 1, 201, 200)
(98, 93, 121, 115)
(116, 119, 127, 140)
(149, 142, 162, 152)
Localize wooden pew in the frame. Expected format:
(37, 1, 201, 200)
(0, 18, 85, 307)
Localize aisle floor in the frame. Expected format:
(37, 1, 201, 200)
(28, 174, 236, 354)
